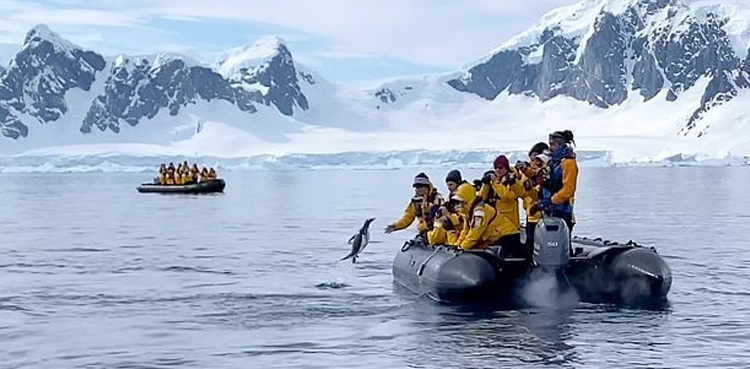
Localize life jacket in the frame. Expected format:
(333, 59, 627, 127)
(414, 187, 444, 229)
(541, 147, 574, 217)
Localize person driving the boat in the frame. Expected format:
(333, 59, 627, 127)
(531, 130, 579, 234)
(384, 172, 444, 237)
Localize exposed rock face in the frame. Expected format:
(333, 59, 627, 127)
(444, 0, 750, 133)
(0, 26, 311, 139)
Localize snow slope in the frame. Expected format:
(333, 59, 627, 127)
(3, 0, 750, 171)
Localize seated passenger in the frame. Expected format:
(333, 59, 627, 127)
(384, 172, 444, 238)
(158, 164, 167, 184)
(190, 164, 200, 182)
(174, 168, 184, 185)
(427, 202, 463, 246)
(207, 168, 218, 180)
(445, 169, 469, 195)
(164, 169, 176, 185)
(181, 170, 192, 185)
(451, 182, 504, 250)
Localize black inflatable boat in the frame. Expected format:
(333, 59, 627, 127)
(136, 179, 226, 194)
(392, 217, 672, 306)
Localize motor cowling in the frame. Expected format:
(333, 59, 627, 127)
(533, 217, 570, 270)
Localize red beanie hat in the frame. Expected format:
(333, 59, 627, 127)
(493, 155, 510, 170)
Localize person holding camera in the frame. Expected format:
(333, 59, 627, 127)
(515, 142, 551, 255)
(449, 181, 505, 250)
(477, 155, 527, 258)
(427, 171, 472, 245)
(384, 172, 445, 238)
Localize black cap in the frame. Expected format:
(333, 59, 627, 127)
(445, 170, 462, 184)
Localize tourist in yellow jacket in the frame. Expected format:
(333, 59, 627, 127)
(207, 168, 218, 180)
(427, 178, 474, 245)
(515, 142, 551, 254)
(427, 207, 462, 246)
(385, 172, 444, 237)
(475, 155, 526, 257)
(450, 183, 504, 250)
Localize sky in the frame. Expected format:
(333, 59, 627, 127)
(0, 0, 578, 81)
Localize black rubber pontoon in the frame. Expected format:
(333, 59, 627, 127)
(136, 179, 226, 194)
(391, 223, 672, 306)
(566, 236, 673, 305)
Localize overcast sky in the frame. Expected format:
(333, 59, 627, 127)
(0, 0, 580, 80)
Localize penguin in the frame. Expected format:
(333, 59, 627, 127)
(341, 218, 376, 263)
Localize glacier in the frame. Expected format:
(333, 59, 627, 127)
(1, 148, 748, 174)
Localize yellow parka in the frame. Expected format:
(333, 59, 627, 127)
(427, 213, 462, 246)
(478, 170, 526, 238)
(392, 187, 444, 234)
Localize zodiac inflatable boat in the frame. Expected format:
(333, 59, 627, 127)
(392, 217, 672, 306)
(136, 179, 226, 194)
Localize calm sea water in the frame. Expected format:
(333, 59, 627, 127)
(1, 167, 749, 368)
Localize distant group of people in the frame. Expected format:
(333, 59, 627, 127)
(384, 130, 578, 261)
(156, 161, 218, 185)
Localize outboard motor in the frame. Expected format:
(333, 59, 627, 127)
(533, 217, 570, 270)
(522, 217, 577, 308)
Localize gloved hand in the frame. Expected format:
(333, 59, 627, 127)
(502, 173, 517, 186)
(529, 203, 543, 216)
(523, 178, 534, 191)
(441, 216, 455, 231)
(481, 172, 494, 185)
(429, 205, 442, 221)
(472, 179, 483, 190)
(384, 224, 396, 234)
(529, 199, 552, 216)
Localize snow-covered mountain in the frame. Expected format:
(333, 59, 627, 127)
(2, 0, 750, 165)
(443, 0, 750, 136)
(0, 25, 357, 147)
